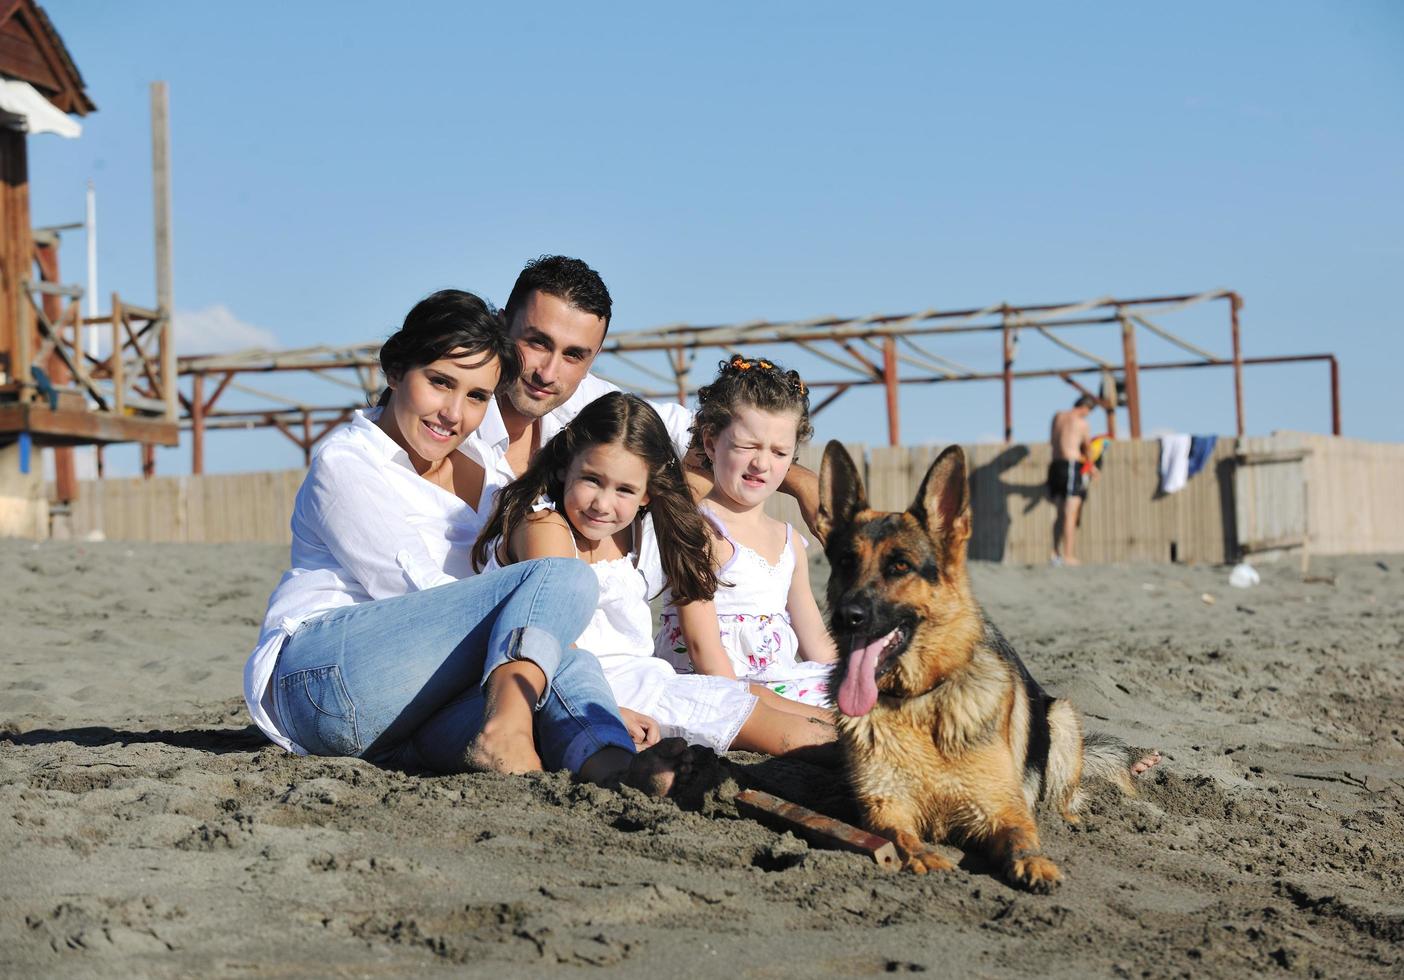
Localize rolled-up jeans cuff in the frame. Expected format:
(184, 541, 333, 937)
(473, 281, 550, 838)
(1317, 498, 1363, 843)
(483, 625, 562, 708)
(560, 727, 635, 775)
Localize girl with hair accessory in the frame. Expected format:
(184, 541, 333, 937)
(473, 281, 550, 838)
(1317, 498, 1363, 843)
(473, 391, 836, 758)
(655, 355, 838, 707)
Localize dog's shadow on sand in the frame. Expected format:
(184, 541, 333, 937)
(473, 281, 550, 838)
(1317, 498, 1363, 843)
(1, 725, 269, 755)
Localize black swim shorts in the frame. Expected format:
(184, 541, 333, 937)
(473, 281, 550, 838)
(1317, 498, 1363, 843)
(1048, 460, 1088, 499)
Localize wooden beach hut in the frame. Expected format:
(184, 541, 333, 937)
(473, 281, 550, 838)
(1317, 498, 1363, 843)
(0, 1, 177, 534)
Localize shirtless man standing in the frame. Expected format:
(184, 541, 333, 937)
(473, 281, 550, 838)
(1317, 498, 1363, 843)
(1048, 394, 1097, 565)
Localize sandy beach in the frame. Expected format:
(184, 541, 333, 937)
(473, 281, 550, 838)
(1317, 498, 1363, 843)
(2, 538, 1400, 978)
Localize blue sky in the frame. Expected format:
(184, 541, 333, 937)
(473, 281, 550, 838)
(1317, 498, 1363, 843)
(29, 1, 1404, 475)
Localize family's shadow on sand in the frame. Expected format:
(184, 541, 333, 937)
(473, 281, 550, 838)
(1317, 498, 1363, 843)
(2, 725, 269, 755)
(967, 445, 1040, 562)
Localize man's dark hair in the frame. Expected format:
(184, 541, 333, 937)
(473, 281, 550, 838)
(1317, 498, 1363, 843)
(503, 255, 613, 335)
(1074, 394, 1097, 410)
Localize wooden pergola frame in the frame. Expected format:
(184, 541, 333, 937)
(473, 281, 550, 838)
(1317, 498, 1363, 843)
(172, 287, 1342, 473)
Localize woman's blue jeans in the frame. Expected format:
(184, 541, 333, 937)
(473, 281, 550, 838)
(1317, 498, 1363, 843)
(270, 557, 633, 774)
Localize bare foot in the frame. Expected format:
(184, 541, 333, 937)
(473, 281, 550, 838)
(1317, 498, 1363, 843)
(578, 738, 696, 797)
(467, 725, 543, 774)
(1132, 750, 1162, 776)
(622, 738, 695, 797)
(1063, 556, 1081, 567)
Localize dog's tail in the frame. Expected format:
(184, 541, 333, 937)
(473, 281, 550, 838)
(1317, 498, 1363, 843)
(1046, 703, 1141, 821)
(1081, 730, 1139, 798)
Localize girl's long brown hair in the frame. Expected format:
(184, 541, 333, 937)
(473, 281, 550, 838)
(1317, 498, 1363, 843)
(472, 391, 719, 604)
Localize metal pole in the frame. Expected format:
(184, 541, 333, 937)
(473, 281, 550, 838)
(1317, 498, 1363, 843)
(1119, 314, 1142, 439)
(1329, 356, 1340, 436)
(151, 82, 176, 422)
(883, 336, 900, 446)
(1001, 314, 1013, 443)
(191, 372, 205, 475)
(1230, 292, 1245, 437)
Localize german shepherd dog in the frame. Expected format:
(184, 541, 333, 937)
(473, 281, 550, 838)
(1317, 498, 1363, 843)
(817, 441, 1144, 891)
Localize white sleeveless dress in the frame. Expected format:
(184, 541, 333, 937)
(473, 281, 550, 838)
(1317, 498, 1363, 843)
(654, 508, 834, 708)
(484, 507, 758, 754)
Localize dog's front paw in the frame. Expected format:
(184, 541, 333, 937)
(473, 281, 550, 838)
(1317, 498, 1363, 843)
(1008, 854, 1062, 893)
(898, 841, 954, 875)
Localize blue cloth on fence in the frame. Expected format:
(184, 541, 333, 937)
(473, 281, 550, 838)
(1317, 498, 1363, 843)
(1187, 435, 1217, 479)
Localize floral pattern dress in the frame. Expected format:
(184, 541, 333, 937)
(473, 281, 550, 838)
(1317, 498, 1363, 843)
(654, 509, 834, 708)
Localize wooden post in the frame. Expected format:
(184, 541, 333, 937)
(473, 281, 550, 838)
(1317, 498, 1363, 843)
(111, 292, 125, 413)
(302, 410, 313, 466)
(1229, 293, 1245, 438)
(35, 241, 77, 502)
(1100, 368, 1118, 439)
(1119, 314, 1142, 439)
(191, 372, 205, 475)
(14, 277, 30, 403)
(151, 82, 177, 422)
(142, 442, 155, 478)
(1, 128, 31, 399)
(1001, 314, 1013, 443)
(669, 348, 688, 406)
(883, 336, 899, 446)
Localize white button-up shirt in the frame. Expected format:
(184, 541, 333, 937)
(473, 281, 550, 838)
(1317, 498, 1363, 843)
(467, 371, 696, 488)
(243, 408, 489, 752)
(245, 376, 693, 753)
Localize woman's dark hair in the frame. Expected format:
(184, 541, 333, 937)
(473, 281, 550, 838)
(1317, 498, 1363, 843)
(376, 289, 519, 407)
(689, 354, 814, 470)
(472, 391, 718, 603)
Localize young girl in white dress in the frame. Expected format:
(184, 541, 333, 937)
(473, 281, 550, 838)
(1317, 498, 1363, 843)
(472, 391, 834, 757)
(655, 355, 837, 708)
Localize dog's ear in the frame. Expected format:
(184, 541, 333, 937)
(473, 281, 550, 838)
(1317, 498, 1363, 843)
(818, 440, 866, 542)
(912, 444, 971, 552)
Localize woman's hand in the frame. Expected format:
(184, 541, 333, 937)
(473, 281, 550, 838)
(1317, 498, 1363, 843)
(618, 708, 662, 749)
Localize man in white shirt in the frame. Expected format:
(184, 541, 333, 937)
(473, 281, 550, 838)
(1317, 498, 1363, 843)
(468, 255, 821, 533)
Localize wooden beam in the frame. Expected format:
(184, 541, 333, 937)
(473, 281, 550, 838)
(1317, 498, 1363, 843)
(735, 790, 898, 870)
(1119, 314, 1142, 439)
(1002, 314, 1013, 443)
(1230, 293, 1245, 438)
(0, 403, 180, 446)
(110, 293, 125, 413)
(151, 82, 176, 422)
(191, 372, 204, 475)
(882, 336, 899, 446)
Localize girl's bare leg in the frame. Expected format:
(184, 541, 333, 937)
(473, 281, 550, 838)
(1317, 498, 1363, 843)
(731, 699, 838, 763)
(749, 683, 834, 722)
(467, 661, 546, 774)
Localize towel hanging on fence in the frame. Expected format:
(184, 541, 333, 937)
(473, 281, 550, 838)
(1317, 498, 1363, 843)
(1159, 434, 1192, 494)
(1186, 435, 1217, 479)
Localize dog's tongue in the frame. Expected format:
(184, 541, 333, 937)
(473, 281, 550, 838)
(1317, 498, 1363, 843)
(837, 630, 895, 717)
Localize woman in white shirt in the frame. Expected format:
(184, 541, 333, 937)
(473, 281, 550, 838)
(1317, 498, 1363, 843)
(244, 290, 691, 793)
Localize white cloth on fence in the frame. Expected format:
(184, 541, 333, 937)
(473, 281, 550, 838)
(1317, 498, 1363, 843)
(1158, 433, 1192, 494)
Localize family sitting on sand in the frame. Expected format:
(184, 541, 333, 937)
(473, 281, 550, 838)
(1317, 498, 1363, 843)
(242, 256, 838, 796)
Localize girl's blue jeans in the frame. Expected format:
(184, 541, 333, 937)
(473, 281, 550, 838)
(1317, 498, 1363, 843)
(270, 557, 633, 774)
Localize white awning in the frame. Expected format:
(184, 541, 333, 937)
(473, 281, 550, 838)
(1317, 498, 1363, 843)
(0, 76, 81, 138)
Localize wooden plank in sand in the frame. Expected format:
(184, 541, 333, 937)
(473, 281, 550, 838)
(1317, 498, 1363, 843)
(735, 789, 898, 870)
